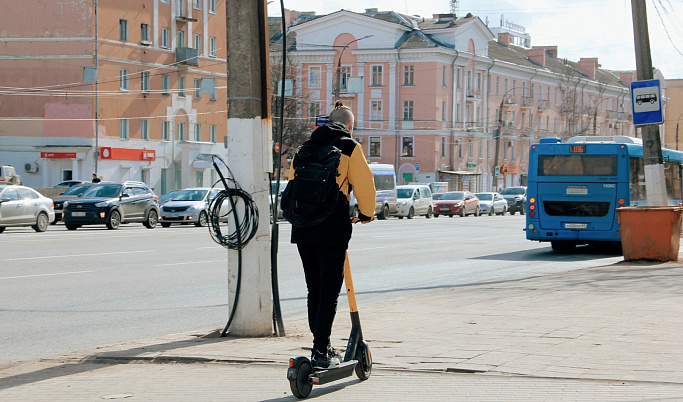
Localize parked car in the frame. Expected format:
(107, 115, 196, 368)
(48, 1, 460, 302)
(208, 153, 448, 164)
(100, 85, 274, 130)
(158, 190, 181, 205)
(53, 180, 87, 188)
(394, 184, 433, 219)
(0, 165, 21, 185)
(62, 181, 159, 230)
(159, 187, 221, 227)
(475, 192, 507, 216)
(0, 185, 54, 233)
(501, 186, 527, 215)
(431, 193, 444, 210)
(52, 183, 96, 223)
(433, 191, 480, 217)
(270, 180, 288, 221)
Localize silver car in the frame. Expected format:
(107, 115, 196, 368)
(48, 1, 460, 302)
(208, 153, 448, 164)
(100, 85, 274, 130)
(474, 192, 508, 216)
(0, 185, 55, 233)
(159, 187, 220, 227)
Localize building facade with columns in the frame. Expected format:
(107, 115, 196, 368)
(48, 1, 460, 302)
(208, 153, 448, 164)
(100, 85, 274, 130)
(0, 0, 227, 194)
(271, 9, 637, 191)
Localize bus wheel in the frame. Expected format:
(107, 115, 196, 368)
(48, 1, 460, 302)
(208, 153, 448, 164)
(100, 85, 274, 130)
(551, 241, 576, 252)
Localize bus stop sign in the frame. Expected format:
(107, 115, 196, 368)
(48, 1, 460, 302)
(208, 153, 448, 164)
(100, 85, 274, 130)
(630, 79, 663, 126)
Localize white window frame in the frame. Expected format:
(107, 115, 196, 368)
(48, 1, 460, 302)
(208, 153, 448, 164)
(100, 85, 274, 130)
(162, 121, 170, 140)
(371, 65, 383, 86)
(194, 33, 201, 50)
(209, 36, 216, 57)
(141, 23, 150, 41)
(178, 76, 185, 96)
(119, 19, 128, 41)
(141, 72, 150, 93)
(141, 119, 149, 140)
(161, 28, 169, 48)
(209, 0, 216, 13)
(177, 122, 186, 141)
(403, 65, 414, 85)
(403, 100, 414, 121)
(193, 0, 201, 9)
(194, 123, 201, 141)
(177, 30, 185, 47)
(162, 74, 170, 94)
(369, 136, 381, 157)
(370, 100, 382, 120)
(309, 101, 321, 118)
(402, 136, 414, 157)
(120, 119, 129, 139)
(210, 124, 217, 143)
(120, 69, 129, 91)
(308, 66, 321, 88)
(194, 78, 201, 98)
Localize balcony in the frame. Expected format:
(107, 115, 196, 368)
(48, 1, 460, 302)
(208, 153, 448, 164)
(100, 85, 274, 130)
(538, 99, 550, 111)
(176, 47, 199, 67)
(502, 95, 517, 107)
(465, 122, 481, 132)
(606, 110, 619, 120)
(561, 104, 575, 114)
(522, 96, 535, 108)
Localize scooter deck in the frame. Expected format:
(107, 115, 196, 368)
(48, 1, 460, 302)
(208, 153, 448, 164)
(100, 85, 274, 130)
(310, 360, 358, 385)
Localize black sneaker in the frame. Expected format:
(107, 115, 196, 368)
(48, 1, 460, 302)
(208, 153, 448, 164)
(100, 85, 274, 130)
(311, 349, 340, 369)
(327, 345, 343, 361)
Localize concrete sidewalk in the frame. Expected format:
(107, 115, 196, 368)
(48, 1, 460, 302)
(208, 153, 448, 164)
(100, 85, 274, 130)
(2, 261, 683, 400)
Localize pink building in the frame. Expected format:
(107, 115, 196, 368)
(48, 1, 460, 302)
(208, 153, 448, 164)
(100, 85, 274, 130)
(270, 9, 635, 191)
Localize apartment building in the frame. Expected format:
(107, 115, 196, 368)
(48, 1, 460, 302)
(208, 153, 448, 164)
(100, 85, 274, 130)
(0, 0, 227, 194)
(270, 9, 637, 191)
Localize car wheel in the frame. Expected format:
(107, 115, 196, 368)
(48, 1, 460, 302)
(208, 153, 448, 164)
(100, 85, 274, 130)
(144, 209, 158, 229)
(397, 216, 403, 219)
(434, 214, 439, 218)
(474, 207, 480, 217)
(161, 222, 172, 228)
(489, 207, 494, 216)
(33, 212, 49, 232)
(107, 210, 121, 230)
(426, 206, 432, 218)
(449, 214, 453, 218)
(65, 224, 80, 230)
(407, 207, 414, 219)
(500, 206, 506, 216)
(460, 208, 465, 217)
(0, 227, 5, 233)
(520, 203, 526, 215)
(378, 204, 390, 220)
(510, 209, 516, 215)
(195, 211, 208, 227)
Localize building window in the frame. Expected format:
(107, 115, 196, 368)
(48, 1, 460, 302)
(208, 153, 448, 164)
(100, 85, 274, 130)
(193, 0, 201, 9)
(370, 137, 381, 157)
(478, 138, 483, 159)
(441, 137, 447, 157)
(161, 0, 168, 3)
(120, 119, 129, 139)
(120, 69, 129, 90)
(403, 65, 414, 85)
(209, 36, 216, 57)
(456, 68, 461, 89)
(442, 66, 447, 87)
(457, 139, 463, 158)
(402, 137, 414, 157)
(371, 65, 383, 86)
(162, 121, 170, 140)
(178, 77, 185, 96)
(195, 170, 204, 187)
(340, 66, 351, 92)
(194, 123, 201, 141)
(177, 30, 186, 48)
(468, 139, 473, 157)
(141, 120, 149, 140)
(119, 20, 128, 41)
(496, 77, 500, 95)
(512, 80, 516, 96)
(210, 124, 217, 143)
(370, 100, 382, 120)
(209, 0, 216, 13)
(309, 101, 321, 118)
(177, 0, 186, 17)
(141, 24, 150, 41)
(141, 72, 150, 93)
(178, 122, 185, 141)
(309, 66, 321, 87)
(403, 101, 414, 120)
(194, 34, 201, 50)
(194, 78, 201, 98)
(442, 101, 447, 121)
(161, 28, 169, 48)
(162, 74, 170, 94)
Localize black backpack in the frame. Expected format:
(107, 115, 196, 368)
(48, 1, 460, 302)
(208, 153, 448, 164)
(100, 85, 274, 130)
(281, 137, 342, 228)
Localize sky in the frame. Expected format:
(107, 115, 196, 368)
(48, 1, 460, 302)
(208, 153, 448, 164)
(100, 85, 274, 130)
(267, 0, 683, 80)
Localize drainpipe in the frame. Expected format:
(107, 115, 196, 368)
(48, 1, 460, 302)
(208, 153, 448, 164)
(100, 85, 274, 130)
(396, 48, 401, 171)
(450, 50, 459, 172)
(486, 58, 495, 189)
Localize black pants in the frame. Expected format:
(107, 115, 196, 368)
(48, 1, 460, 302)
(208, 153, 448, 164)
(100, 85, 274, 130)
(296, 243, 347, 353)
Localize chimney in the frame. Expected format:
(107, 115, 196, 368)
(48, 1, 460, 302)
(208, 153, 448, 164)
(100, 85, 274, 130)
(578, 57, 598, 80)
(497, 32, 510, 47)
(532, 45, 557, 59)
(433, 13, 456, 22)
(365, 8, 378, 13)
(619, 71, 635, 86)
(528, 48, 546, 67)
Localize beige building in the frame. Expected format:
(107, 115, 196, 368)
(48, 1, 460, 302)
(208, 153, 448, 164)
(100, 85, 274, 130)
(0, 0, 227, 194)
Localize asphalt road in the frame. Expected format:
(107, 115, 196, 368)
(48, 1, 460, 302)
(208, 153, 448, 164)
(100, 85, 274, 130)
(0, 214, 623, 366)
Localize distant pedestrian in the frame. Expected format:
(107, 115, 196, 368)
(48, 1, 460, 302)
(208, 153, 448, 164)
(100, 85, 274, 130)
(92, 173, 101, 183)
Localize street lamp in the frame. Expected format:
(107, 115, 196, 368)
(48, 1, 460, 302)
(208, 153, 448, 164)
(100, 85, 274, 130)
(492, 86, 518, 186)
(334, 35, 372, 101)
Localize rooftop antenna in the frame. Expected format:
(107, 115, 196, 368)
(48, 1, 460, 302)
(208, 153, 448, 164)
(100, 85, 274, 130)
(449, 0, 459, 16)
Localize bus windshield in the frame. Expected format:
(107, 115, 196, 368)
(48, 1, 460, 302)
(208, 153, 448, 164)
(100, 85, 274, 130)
(538, 154, 618, 176)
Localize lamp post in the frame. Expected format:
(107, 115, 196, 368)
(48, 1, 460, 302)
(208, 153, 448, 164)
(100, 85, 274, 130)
(492, 86, 518, 189)
(334, 35, 372, 101)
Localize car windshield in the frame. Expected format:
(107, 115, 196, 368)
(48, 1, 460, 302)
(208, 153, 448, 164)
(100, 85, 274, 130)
(62, 185, 90, 196)
(81, 184, 122, 198)
(441, 192, 465, 200)
(171, 189, 208, 202)
(271, 181, 287, 195)
(432, 193, 444, 200)
(397, 188, 414, 198)
(159, 191, 179, 202)
(501, 187, 525, 195)
(475, 193, 492, 201)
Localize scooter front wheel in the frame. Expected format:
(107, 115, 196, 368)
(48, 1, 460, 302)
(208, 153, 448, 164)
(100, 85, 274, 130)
(289, 359, 313, 398)
(355, 341, 372, 380)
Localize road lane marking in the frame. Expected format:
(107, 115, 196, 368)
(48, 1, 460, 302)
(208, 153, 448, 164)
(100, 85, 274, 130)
(155, 259, 225, 267)
(3, 250, 155, 261)
(0, 270, 95, 280)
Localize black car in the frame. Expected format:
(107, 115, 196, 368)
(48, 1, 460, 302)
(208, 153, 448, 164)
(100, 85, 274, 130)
(500, 186, 527, 215)
(51, 183, 95, 224)
(62, 181, 159, 230)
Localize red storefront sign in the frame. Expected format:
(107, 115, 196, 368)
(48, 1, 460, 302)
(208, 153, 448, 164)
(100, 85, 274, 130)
(41, 152, 77, 159)
(99, 147, 156, 161)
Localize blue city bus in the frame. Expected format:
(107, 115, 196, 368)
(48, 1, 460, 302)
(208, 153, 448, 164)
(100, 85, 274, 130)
(526, 136, 683, 251)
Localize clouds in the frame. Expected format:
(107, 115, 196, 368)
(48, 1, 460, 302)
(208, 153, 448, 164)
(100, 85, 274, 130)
(267, 0, 683, 78)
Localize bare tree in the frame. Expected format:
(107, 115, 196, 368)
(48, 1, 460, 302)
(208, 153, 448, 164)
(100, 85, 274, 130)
(557, 63, 605, 141)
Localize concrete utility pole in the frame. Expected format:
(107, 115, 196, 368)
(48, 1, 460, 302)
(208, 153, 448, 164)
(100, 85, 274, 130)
(631, 0, 667, 206)
(225, 0, 274, 336)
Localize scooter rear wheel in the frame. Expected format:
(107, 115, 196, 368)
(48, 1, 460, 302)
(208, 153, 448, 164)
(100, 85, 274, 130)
(355, 342, 372, 380)
(290, 360, 313, 398)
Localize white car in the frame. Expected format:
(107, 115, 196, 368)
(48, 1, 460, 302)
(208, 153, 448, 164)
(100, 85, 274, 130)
(0, 185, 55, 233)
(159, 187, 221, 227)
(394, 184, 433, 219)
(474, 192, 507, 216)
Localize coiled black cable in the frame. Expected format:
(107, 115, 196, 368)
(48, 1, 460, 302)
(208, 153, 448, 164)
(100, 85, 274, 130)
(208, 155, 259, 336)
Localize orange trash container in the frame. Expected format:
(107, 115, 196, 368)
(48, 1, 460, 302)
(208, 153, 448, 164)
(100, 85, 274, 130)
(617, 206, 683, 262)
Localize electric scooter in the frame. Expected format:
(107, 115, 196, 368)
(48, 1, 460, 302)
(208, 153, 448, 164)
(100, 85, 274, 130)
(287, 252, 372, 398)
